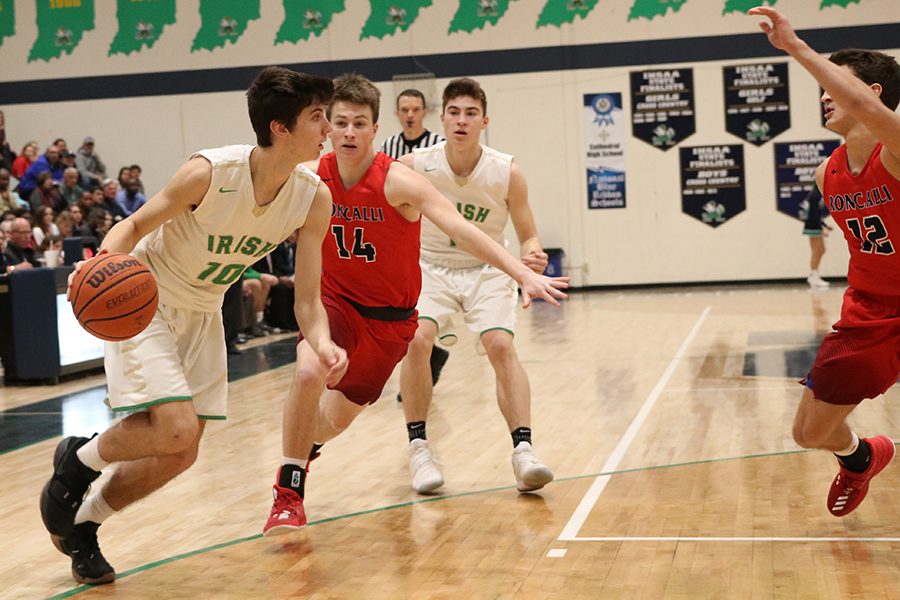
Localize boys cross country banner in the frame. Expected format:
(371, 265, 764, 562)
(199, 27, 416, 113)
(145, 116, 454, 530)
(723, 62, 790, 146)
(773, 140, 841, 221)
(680, 144, 746, 228)
(630, 68, 696, 151)
(583, 93, 626, 210)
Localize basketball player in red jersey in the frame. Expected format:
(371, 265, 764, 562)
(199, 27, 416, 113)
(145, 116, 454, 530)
(751, 6, 900, 516)
(263, 74, 569, 536)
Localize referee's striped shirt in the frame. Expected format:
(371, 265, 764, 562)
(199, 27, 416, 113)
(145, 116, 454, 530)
(379, 130, 445, 159)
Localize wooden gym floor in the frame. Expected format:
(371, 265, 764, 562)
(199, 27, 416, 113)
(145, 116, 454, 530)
(2, 284, 900, 599)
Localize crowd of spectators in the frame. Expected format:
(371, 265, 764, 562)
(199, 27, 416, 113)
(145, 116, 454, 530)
(0, 114, 147, 275)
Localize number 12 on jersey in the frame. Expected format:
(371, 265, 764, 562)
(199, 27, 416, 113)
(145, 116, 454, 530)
(846, 215, 895, 255)
(331, 224, 376, 262)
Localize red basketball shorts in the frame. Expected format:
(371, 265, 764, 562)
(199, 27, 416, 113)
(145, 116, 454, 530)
(300, 292, 418, 406)
(806, 287, 900, 405)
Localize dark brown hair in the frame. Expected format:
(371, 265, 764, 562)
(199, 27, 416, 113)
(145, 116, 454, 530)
(247, 66, 334, 147)
(830, 49, 900, 110)
(442, 78, 487, 115)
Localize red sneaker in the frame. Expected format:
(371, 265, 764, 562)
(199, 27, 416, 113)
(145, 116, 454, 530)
(263, 485, 307, 536)
(828, 435, 895, 516)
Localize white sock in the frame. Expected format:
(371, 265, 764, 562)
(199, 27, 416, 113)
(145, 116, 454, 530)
(835, 432, 860, 456)
(809, 270, 820, 278)
(256, 311, 264, 323)
(74, 491, 116, 525)
(283, 456, 308, 469)
(76, 437, 110, 472)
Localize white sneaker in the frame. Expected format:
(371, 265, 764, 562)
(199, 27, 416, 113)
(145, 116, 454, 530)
(807, 274, 830, 288)
(511, 442, 554, 492)
(408, 439, 443, 494)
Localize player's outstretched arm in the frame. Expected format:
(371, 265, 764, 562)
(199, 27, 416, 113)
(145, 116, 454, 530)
(386, 162, 568, 307)
(507, 163, 548, 274)
(749, 6, 900, 161)
(294, 183, 348, 386)
(102, 156, 212, 255)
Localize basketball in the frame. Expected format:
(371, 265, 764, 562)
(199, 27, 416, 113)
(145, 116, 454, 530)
(70, 253, 159, 342)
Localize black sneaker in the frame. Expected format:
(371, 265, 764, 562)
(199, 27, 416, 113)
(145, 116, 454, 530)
(53, 522, 116, 585)
(430, 346, 450, 386)
(40, 436, 101, 538)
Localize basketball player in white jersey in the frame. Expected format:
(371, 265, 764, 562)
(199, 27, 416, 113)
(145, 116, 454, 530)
(398, 77, 554, 494)
(39, 66, 347, 585)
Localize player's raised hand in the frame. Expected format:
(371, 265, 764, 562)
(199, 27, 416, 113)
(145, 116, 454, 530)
(318, 341, 349, 386)
(748, 6, 802, 53)
(519, 272, 569, 308)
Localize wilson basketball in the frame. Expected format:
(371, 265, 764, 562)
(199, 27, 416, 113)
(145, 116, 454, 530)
(70, 253, 159, 342)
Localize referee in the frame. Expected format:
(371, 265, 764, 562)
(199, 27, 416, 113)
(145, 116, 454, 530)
(379, 89, 444, 159)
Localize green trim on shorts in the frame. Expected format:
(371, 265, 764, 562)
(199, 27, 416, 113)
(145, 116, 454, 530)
(803, 230, 823, 237)
(199, 415, 226, 421)
(417, 316, 438, 326)
(110, 396, 194, 413)
(480, 326, 514, 338)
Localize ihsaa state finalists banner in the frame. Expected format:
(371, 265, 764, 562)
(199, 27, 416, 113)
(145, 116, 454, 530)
(630, 68, 695, 151)
(680, 145, 745, 228)
(723, 62, 790, 145)
(584, 93, 626, 209)
(773, 139, 840, 220)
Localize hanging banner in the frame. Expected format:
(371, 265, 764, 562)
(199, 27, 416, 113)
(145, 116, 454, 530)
(0, 0, 14, 50)
(680, 145, 745, 228)
(631, 68, 695, 151)
(449, 0, 511, 34)
(275, 0, 345, 44)
(360, 0, 432, 40)
(773, 140, 840, 220)
(191, 0, 260, 52)
(29, 0, 95, 62)
(584, 93, 626, 210)
(723, 62, 790, 145)
(628, 0, 688, 21)
(536, 0, 598, 28)
(109, 0, 176, 56)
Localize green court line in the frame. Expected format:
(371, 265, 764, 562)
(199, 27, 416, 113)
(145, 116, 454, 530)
(46, 445, 824, 599)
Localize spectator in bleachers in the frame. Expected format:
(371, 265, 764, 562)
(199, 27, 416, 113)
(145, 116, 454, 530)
(75, 136, 106, 188)
(1, 169, 26, 212)
(117, 166, 131, 188)
(115, 177, 146, 216)
(70, 199, 87, 234)
(129, 164, 145, 195)
(59, 167, 84, 207)
(83, 207, 112, 243)
(99, 178, 126, 221)
(54, 209, 76, 239)
(89, 186, 104, 206)
(28, 171, 64, 213)
(18, 144, 63, 199)
(32, 206, 59, 248)
(255, 234, 298, 331)
(0, 111, 15, 173)
(4, 217, 38, 272)
(52, 138, 68, 154)
(240, 266, 277, 337)
(11, 142, 38, 180)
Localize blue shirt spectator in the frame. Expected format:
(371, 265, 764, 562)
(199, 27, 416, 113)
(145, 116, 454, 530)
(18, 145, 64, 199)
(115, 178, 146, 216)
